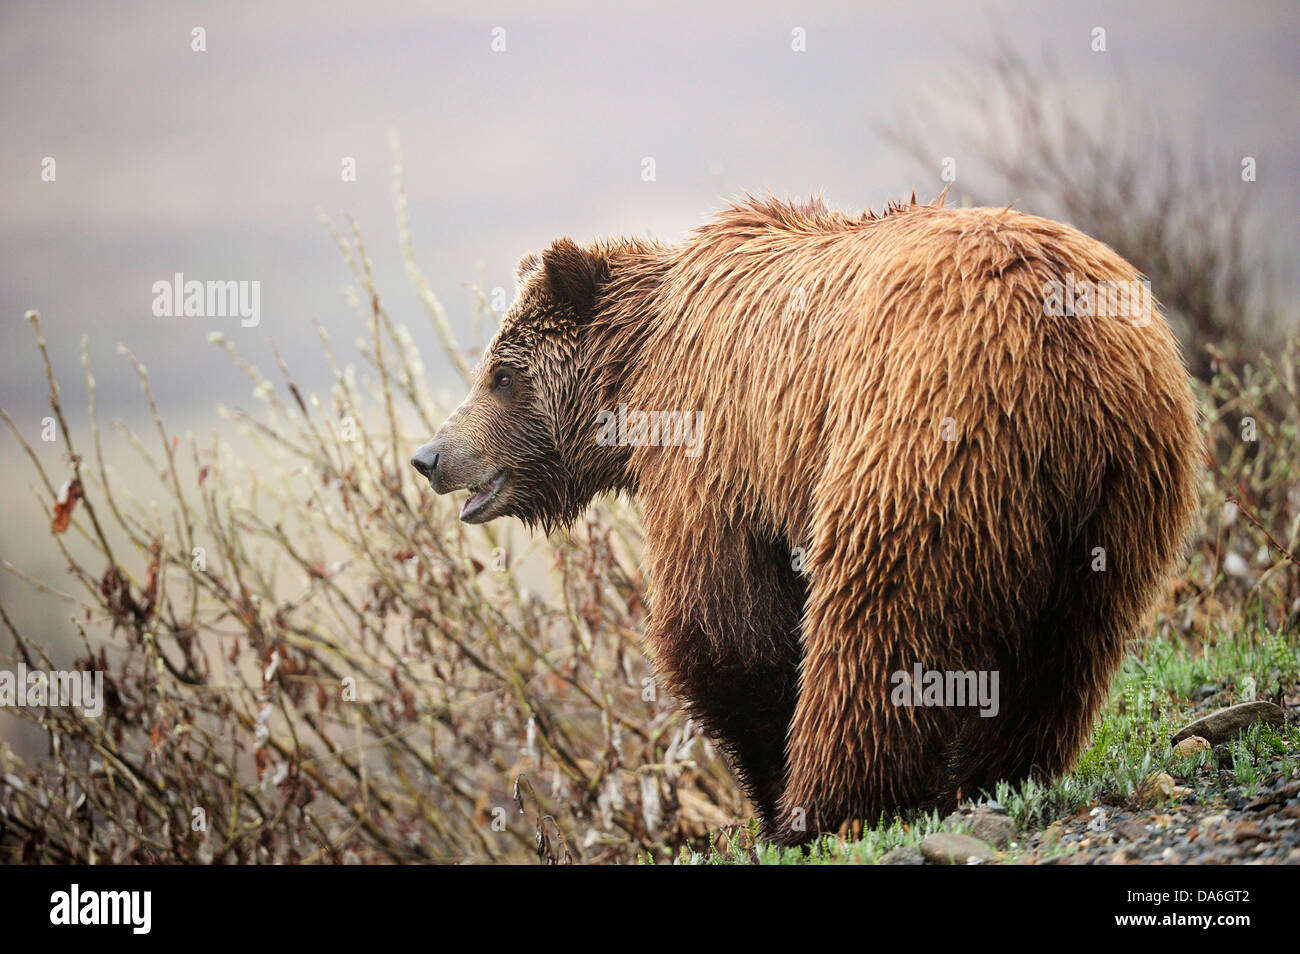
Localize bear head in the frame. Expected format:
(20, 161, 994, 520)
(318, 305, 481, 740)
(410, 237, 636, 531)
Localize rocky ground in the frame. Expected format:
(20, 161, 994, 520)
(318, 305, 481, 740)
(877, 698, 1300, 866)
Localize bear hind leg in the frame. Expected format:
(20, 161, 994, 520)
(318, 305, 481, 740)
(644, 530, 805, 828)
(772, 539, 961, 843)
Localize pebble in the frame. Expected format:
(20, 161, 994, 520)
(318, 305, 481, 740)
(1232, 821, 1265, 842)
(1174, 735, 1211, 758)
(920, 832, 998, 865)
(1135, 772, 1190, 806)
(942, 807, 1017, 849)
(1114, 818, 1149, 841)
(1246, 780, 1300, 810)
(876, 845, 925, 865)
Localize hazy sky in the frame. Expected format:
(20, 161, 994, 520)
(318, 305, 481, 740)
(1, 0, 1297, 431)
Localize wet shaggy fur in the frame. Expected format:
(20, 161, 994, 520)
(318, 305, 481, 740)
(414, 191, 1201, 844)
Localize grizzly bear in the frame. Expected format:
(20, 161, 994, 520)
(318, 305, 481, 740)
(411, 191, 1201, 845)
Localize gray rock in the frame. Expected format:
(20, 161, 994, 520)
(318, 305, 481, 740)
(876, 845, 926, 865)
(1247, 780, 1300, 811)
(1114, 818, 1149, 841)
(920, 832, 999, 865)
(943, 807, 1017, 849)
(1170, 701, 1286, 747)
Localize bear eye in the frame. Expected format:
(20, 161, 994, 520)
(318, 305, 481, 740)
(493, 370, 514, 391)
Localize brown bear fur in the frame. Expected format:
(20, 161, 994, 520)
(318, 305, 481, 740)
(412, 191, 1201, 844)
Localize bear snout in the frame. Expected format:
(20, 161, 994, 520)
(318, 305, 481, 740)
(409, 441, 442, 488)
(410, 435, 493, 496)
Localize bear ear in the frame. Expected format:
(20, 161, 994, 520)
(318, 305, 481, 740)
(542, 237, 609, 315)
(514, 252, 541, 283)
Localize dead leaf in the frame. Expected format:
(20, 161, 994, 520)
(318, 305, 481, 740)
(149, 720, 167, 755)
(51, 477, 83, 533)
(1135, 772, 1191, 807)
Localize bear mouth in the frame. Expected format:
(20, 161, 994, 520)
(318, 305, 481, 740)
(460, 468, 509, 523)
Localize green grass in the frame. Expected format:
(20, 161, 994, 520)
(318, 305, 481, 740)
(682, 618, 1300, 864)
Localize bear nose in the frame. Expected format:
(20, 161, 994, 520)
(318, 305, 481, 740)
(410, 441, 440, 482)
